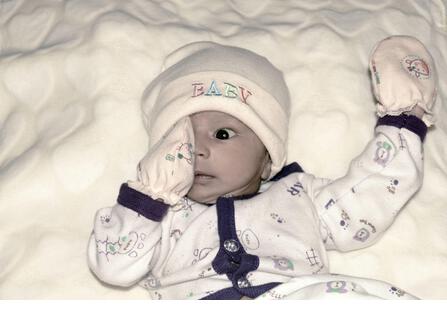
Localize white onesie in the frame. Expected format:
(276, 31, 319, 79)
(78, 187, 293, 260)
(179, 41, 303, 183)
(88, 116, 426, 299)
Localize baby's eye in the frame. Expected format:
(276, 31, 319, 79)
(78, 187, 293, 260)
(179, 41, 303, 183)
(214, 128, 236, 140)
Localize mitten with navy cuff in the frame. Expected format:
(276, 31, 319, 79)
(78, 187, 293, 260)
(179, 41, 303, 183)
(369, 35, 437, 126)
(127, 116, 195, 206)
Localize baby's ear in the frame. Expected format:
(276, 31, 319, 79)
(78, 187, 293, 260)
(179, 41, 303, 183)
(261, 152, 272, 180)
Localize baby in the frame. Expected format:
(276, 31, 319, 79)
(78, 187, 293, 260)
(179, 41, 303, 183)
(88, 36, 437, 299)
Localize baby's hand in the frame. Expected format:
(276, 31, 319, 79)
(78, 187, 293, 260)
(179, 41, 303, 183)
(127, 117, 195, 205)
(369, 35, 437, 126)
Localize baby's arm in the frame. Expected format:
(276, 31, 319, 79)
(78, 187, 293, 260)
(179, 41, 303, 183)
(87, 117, 194, 286)
(87, 192, 167, 287)
(312, 119, 424, 251)
(311, 36, 437, 251)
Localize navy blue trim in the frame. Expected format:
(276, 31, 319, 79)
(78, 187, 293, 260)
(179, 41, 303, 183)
(215, 197, 238, 251)
(117, 183, 169, 222)
(201, 287, 242, 300)
(233, 192, 259, 201)
(212, 197, 245, 274)
(238, 281, 281, 299)
(377, 114, 427, 142)
(270, 162, 304, 182)
(201, 282, 281, 300)
(211, 196, 264, 298)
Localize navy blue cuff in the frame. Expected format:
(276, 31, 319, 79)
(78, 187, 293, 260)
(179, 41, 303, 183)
(117, 183, 169, 222)
(376, 114, 427, 142)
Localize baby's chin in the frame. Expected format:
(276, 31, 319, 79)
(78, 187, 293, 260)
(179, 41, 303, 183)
(186, 184, 237, 204)
(186, 189, 219, 204)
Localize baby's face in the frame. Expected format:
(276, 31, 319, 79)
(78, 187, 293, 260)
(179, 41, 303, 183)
(187, 111, 270, 204)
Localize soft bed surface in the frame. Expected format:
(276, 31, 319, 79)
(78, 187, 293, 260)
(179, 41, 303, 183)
(0, 0, 446, 299)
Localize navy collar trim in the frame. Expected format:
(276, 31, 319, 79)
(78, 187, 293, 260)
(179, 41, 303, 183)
(269, 162, 304, 182)
(211, 196, 263, 296)
(201, 282, 281, 300)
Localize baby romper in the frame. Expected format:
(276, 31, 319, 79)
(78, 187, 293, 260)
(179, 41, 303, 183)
(88, 115, 425, 299)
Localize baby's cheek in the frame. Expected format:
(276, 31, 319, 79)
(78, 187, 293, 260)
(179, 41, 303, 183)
(216, 143, 264, 185)
(228, 165, 261, 191)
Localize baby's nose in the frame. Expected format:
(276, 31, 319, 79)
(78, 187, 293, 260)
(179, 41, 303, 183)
(194, 138, 210, 159)
(194, 147, 210, 158)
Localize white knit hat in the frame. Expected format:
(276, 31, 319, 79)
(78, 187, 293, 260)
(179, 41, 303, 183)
(141, 42, 290, 179)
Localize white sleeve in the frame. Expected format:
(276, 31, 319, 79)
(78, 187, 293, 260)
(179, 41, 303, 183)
(87, 184, 169, 287)
(311, 124, 424, 251)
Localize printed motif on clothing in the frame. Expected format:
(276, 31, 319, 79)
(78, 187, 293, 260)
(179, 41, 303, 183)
(198, 267, 213, 278)
(151, 291, 163, 300)
(326, 281, 349, 293)
(398, 133, 407, 150)
(192, 247, 213, 265)
(187, 290, 215, 299)
(401, 55, 431, 79)
(165, 142, 193, 165)
(374, 140, 393, 167)
(95, 231, 146, 260)
(172, 197, 195, 212)
(389, 286, 406, 297)
(371, 59, 381, 84)
(359, 219, 377, 234)
(261, 289, 286, 300)
(324, 198, 336, 210)
(270, 212, 286, 224)
(387, 179, 399, 194)
(272, 257, 294, 271)
(141, 276, 161, 289)
(287, 181, 304, 197)
(353, 228, 370, 242)
(170, 229, 183, 240)
(339, 210, 351, 230)
(305, 248, 325, 274)
(236, 228, 260, 250)
(100, 213, 111, 224)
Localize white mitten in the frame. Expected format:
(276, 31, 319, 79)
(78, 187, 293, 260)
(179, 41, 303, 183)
(369, 35, 437, 126)
(127, 116, 195, 205)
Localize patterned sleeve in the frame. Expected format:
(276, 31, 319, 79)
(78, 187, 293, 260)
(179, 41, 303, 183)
(310, 115, 425, 251)
(87, 184, 169, 286)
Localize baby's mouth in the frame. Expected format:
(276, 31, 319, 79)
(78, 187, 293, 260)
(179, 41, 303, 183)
(194, 171, 215, 183)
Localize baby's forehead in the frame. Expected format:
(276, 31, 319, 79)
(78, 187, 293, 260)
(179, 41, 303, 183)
(190, 111, 245, 126)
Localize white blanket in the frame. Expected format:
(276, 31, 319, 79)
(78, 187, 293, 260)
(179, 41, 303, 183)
(0, 0, 446, 299)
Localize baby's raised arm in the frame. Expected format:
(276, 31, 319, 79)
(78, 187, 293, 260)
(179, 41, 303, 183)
(87, 117, 194, 286)
(310, 36, 437, 251)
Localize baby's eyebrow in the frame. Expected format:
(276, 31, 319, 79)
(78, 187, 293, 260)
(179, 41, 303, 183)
(216, 123, 243, 131)
(218, 117, 244, 127)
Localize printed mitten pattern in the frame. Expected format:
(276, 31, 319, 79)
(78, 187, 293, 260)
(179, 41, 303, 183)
(127, 116, 195, 205)
(369, 35, 437, 126)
